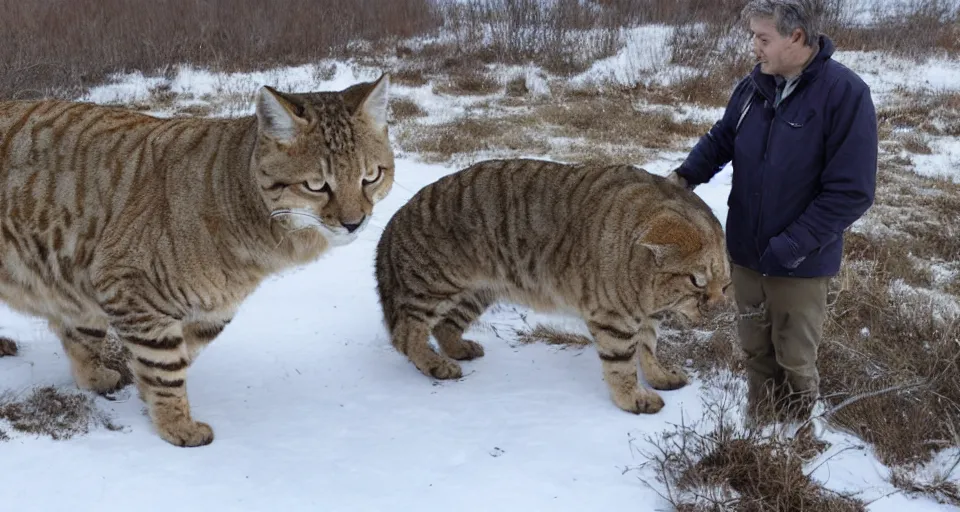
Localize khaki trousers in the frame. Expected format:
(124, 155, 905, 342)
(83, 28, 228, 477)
(731, 264, 830, 416)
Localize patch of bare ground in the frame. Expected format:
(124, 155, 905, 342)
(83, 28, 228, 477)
(0, 387, 123, 441)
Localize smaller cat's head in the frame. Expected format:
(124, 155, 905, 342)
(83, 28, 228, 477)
(251, 74, 394, 246)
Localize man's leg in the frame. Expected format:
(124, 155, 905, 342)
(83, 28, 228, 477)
(764, 274, 830, 421)
(731, 265, 781, 420)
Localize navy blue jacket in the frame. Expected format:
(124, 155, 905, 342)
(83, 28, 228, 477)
(677, 35, 878, 278)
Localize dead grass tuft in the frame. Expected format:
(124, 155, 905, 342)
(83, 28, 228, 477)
(389, 97, 427, 122)
(505, 75, 529, 97)
(0, 336, 17, 357)
(833, 0, 960, 58)
(390, 67, 431, 87)
(817, 230, 960, 467)
(397, 113, 550, 163)
(0, 387, 122, 441)
(890, 463, 960, 507)
(432, 68, 500, 96)
(636, 378, 864, 512)
(516, 325, 592, 349)
(538, 96, 711, 149)
(901, 132, 934, 154)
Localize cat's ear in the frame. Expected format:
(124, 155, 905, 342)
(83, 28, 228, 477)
(256, 86, 307, 145)
(344, 74, 389, 133)
(637, 213, 702, 266)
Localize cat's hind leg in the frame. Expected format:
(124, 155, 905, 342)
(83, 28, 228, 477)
(50, 321, 125, 394)
(432, 291, 492, 361)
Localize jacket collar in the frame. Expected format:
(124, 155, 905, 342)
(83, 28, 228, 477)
(750, 35, 835, 101)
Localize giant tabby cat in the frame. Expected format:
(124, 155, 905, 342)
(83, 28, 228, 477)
(375, 158, 730, 414)
(0, 74, 394, 446)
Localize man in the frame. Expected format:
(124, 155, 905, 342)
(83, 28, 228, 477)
(668, 0, 878, 423)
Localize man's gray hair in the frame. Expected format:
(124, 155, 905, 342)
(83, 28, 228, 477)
(742, 0, 823, 46)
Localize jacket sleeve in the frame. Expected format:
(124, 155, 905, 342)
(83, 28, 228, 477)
(767, 77, 878, 269)
(675, 77, 753, 186)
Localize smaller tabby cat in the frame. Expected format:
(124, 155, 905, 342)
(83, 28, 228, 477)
(0, 74, 394, 446)
(375, 159, 731, 414)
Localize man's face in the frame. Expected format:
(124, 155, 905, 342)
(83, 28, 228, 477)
(749, 16, 803, 76)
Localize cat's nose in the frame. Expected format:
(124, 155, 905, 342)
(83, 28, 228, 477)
(341, 217, 364, 233)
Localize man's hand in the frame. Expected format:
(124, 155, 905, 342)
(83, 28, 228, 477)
(666, 169, 695, 191)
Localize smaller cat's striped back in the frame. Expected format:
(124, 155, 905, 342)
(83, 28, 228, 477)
(375, 158, 730, 414)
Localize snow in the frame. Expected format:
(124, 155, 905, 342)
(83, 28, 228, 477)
(4, 11, 960, 512)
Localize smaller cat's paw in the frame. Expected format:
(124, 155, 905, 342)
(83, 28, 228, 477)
(0, 337, 18, 357)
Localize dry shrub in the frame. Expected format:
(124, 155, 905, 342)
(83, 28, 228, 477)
(833, 0, 960, 58)
(433, 68, 501, 96)
(505, 75, 530, 97)
(516, 325, 592, 349)
(637, 378, 864, 511)
(657, 306, 743, 378)
(901, 132, 934, 154)
(819, 232, 960, 467)
(0, 336, 17, 357)
(390, 67, 431, 87)
(879, 88, 960, 137)
(0, 387, 122, 441)
(0, 0, 440, 100)
(440, 0, 622, 75)
(890, 465, 960, 507)
(667, 15, 754, 107)
(389, 97, 427, 122)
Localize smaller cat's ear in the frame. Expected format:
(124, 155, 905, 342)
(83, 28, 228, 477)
(256, 86, 306, 145)
(356, 74, 389, 133)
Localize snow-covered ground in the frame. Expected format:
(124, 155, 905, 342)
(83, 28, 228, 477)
(3, 16, 960, 512)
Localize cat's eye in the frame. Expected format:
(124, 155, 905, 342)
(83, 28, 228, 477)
(303, 181, 331, 194)
(363, 166, 385, 186)
(689, 275, 706, 288)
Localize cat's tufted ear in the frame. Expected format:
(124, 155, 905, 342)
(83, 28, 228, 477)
(256, 86, 307, 145)
(637, 212, 703, 266)
(343, 73, 389, 134)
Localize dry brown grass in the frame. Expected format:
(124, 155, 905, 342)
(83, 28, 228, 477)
(0, 336, 17, 357)
(0, 387, 122, 441)
(833, 0, 960, 58)
(636, 379, 864, 511)
(891, 465, 960, 507)
(0, 0, 440, 100)
(666, 16, 754, 107)
(397, 113, 550, 163)
(439, 0, 622, 76)
(538, 96, 712, 148)
(389, 97, 428, 122)
(516, 325, 593, 349)
(879, 89, 960, 137)
(432, 68, 501, 96)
